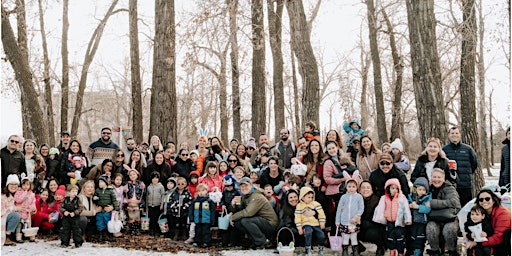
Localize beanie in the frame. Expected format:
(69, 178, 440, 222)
(167, 177, 177, 187)
(6, 174, 20, 186)
(99, 175, 109, 185)
(390, 138, 404, 152)
(72, 155, 82, 161)
(246, 137, 256, 149)
(189, 150, 199, 157)
(55, 185, 66, 198)
(49, 147, 59, 155)
(413, 177, 430, 193)
(222, 175, 236, 187)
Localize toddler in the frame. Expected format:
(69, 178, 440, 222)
(59, 184, 84, 248)
(93, 175, 119, 241)
(232, 166, 245, 192)
(220, 175, 239, 247)
(70, 154, 85, 185)
(342, 119, 367, 147)
(249, 170, 260, 188)
(335, 179, 364, 256)
(45, 148, 61, 184)
(189, 184, 215, 248)
(407, 177, 431, 256)
(295, 186, 326, 256)
(264, 184, 279, 209)
(167, 177, 192, 240)
(146, 172, 165, 236)
(112, 173, 126, 236)
(14, 178, 37, 242)
(464, 205, 494, 256)
(303, 121, 321, 143)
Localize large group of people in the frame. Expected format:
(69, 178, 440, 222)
(0, 120, 510, 256)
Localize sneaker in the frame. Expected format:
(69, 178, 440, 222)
(61, 244, 69, 248)
(192, 243, 198, 247)
(184, 237, 194, 244)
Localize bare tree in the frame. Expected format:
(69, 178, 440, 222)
(227, 0, 241, 141)
(129, 0, 143, 143)
(251, 0, 266, 136)
(291, 48, 301, 139)
(61, 0, 69, 135)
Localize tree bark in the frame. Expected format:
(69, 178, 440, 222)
(285, 0, 320, 125)
(291, 48, 301, 140)
(251, 0, 266, 136)
(406, 0, 447, 146)
(267, 0, 285, 142)
(70, 0, 120, 137)
(366, 0, 387, 144)
(38, 0, 55, 145)
(360, 46, 370, 133)
(61, 0, 69, 135)
(2, 5, 48, 143)
(150, 0, 177, 144)
(227, 0, 241, 141)
(129, 0, 143, 143)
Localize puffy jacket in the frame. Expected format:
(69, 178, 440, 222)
(189, 195, 215, 224)
(373, 178, 412, 227)
(167, 188, 193, 217)
(93, 186, 119, 211)
(199, 174, 224, 192)
(220, 189, 239, 213)
(14, 190, 36, 219)
(482, 205, 511, 247)
(172, 158, 195, 180)
(442, 142, 478, 189)
(411, 154, 457, 185)
(323, 158, 344, 196)
(231, 187, 279, 228)
(295, 187, 326, 227)
(369, 165, 410, 197)
(429, 181, 461, 212)
(335, 191, 364, 226)
(59, 196, 84, 217)
(407, 193, 431, 224)
(499, 139, 510, 187)
(146, 183, 165, 207)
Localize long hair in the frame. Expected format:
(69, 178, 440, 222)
(235, 144, 247, 159)
(22, 139, 40, 155)
(69, 139, 85, 155)
(420, 137, 447, 159)
(324, 129, 344, 151)
(358, 135, 378, 157)
(128, 149, 145, 171)
(475, 189, 502, 208)
(303, 139, 326, 165)
(280, 189, 299, 222)
(325, 140, 342, 159)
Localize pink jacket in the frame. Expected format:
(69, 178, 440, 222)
(323, 159, 343, 196)
(199, 174, 224, 192)
(14, 190, 36, 219)
(1, 194, 16, 245)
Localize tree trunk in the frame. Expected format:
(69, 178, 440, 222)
(129, 0, 143, 143)
(2, 5, 49, 143)
(382, 8, 403, 143)
(360, 47, 370, 133)
(71, 0, 120, 137)
(291, 48, 301, 140)
(61, 0, 69, 135)
(16, 0, 30, 139)
(406, 0, 447, 146)
(251, 0, 266, 136)
(366, 0, 387, 144)
(227, 0, 241, 141)
(285, 0, 320, 125)
(489, 91, 494, 164)
(267, 0, 284, 142)
(150, 0, 177, 144)
(38, 0, 55, 145)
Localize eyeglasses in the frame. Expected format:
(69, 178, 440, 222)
(177, 183, 187, 186)
(228, 159, 237, 163)
(117, 154, 124, 157)
(478, 197, 491, 202)
(181, 154, 189, 157)
(102, 132, 111, 135)
(379, 161, 392, 166)
(10, 140, 20, 144)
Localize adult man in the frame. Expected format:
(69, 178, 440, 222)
(273, 128, 296, 169)
(258, 133, 269, 147)
(86, 127, 119, 167)
(442, 126, 478, 207)
(123, 138, 146, 166)
(230, 177, 278, 249)
(1, 135, 26, 187)
(58, 131, 72, 156)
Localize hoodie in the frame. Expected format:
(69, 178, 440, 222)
(294, 186, 326, 228)
(335, 188, 364, 226)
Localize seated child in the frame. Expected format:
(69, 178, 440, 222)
(343, 119, 367, 147)
(249, 170, 260, 188)
(303, 121, 321, 143)
(465, 205, 494, 256)
(295, 187, 326, 256)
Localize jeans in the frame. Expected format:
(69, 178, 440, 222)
(304, 225, 325, 247)
(96, 211, 112, 231)
(5, 212, 21, 233)
(234, 216, 275, 246)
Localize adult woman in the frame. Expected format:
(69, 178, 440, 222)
(389, 139, 410, 174)
(1, 175, 21, 246)
(358, 180, 386, 256)
(39, 143, 50, 161)
(144, 151, 172, 187)
(324, 129, 345, 154)
(276, 189, 304, 246)
(226, 154, 243, 174)
(86, 159, 114, 188)
(127, 149, 145, 176)
(149, 135, 164, 159)
(79, 180, 103, 241)
(469, 189, 511, 255)
(60, 139, 87, 185)
(258, 156, 284, 189)
(356, 135, 382, 180)
(411, 137, 456, 185)
(210, 137, 228, 154)
(322, 141, 345, 232)
(171, 148, 194, 181)
(368, 153, 410, 197)
(23, 139, 46, 190)
(112, 149, 126, 178)
(162, 147, 175, 167)
(499, 127, 510, 187)
(302, 139, 326, 184)
(235, 144, 250, 169)
(426, 168, 461, 256)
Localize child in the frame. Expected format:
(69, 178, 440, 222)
(295, 186, 326, 256)
(161, 177, 175, 238)
(199, 161, 224, 192)
(218, 161, 229, 178)
(343, 119, 367, 147)
(303, 121, 321, 143)
(123, 163, 146, 236)
(93, 175, 119, 241)
(70, 154, 85, 185)
(167, 177, 192, 240)
(311, 174, 329, 227)
(14, 178, 37, 242)
(275, 174, 301, 200)
(112, 173, 126, 237)
(32, 188, 58, 233)
(264, 184, 279, 210)
(189, 150, 205, 176)
(407, 177, 431, 256)
(59, 184, 84, 248)
(189, 183, 216, 248)
(335, 179, 364, 256)
(249, 170, 260, 188)
(146, 172, 165, 236)
(232, 166, 245, 192)
(373, 178, 412, 256)
(187, 173, 198, 199)
(45, 148, 61, 184)
(464, 205, 494, 256)
(220, 175, 239, 247)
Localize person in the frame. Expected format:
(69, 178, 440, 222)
(499, 127, 510, 187)
(369, 153, 410, 197)
(2, 174, 22, 246)
(345, 134, 361, 165)
(407, 177, 432, 256)
(303, 121, 321, 143)
(165, 141, 177, 160)
(381, 142, 391, 155)
(188, 171, 200, 199)
(358, 180, 386, 256)
(140, 141, 151, 162)
(196, 135, 209, 160)
(112, 149, 126, 179)
(171, 148, 195, 181)
(86, 127, 119, 167)
(258, 156, 284, 189)
(464, 205, 494, 256)
(111, 173, 125, 238)
(411, 137, 456, 185)
(60, 139, 88, 186)
(60, 184, 84, 248)
(78, 180, 100, 241)
(273, 128, 296, 170)
(302, 139, 327, 184)
(443, 126, 478, 207)
(219, 175, 240, 247)
(45, 148, 61, 185)
(189, 183, 215, 248)
(470, 189, 511, 255)
(57, 131, 72, 156)
(234, 144, 249, 171)
(145, 172, 164, 237)
(123, 138, 146, 167)
(295, 186, 326, 256)
(229, 138, 239, 154)
(167, 177, 192, 240)
(425, 168, 461, 256)
(199, 161, 224, 192)
(1, 135, 27, 188)
(343, 119, 367, 147)
(144, 151, 172, 188)
(127, 149, 146, 175)
(246, 137, 258, 167)
(389, 138, 410, 174)
(230, 177, 278, 249)
(14, 177, 36, 242)
(258, 133, 270, 148)
(93, 175, 118, 242)
(31, 188, 57, 234)
(335, 178, 364, 256)
(356, 135, 382, 180)
(373, 178, 412, 256)
(123, 165, 145, 236)
(324, 129, 345, 154)
(86, 159, 114, 189)
(22, 140, 46, 190)
(149, 135, 164, 160)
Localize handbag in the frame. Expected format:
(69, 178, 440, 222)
(107, 211, 122, 233)
(428, 208, 458, 223)
(328, 226, 343, 251)
(217, 209, 230, 230)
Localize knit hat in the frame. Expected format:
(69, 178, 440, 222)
(189, 150, 199, 156)
(413, 177, 429, 193)
(99, 175, 109, 185)
(222, 175, 236, 187)
(239, 177, 252, 185)
(6, 174, 20, 185)
(379, 153, 393, 163)
(246, 137, 256, 149)
(167, 177, 177, 187)
(49, 147, 59, 155)
(55, 185, 66, 198)
(189, 171, 200, 179)
(390, 138, 404, 152)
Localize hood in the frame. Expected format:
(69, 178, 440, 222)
(413, 177, 429, 193)
(384, 178, 401, 194)
(349, 119, 362, 129)
(299, 186, 315, 202)
(189, 171, 200, 178)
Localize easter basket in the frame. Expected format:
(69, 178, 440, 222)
(276, 227, 295, 256)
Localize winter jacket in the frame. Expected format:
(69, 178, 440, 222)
(189, 195, 215, 225)
(59, 196, 84, 217)
(411, 154, 457, 185)
(143, 161, 172, 188)
(199, 174, 224, 192)
(113, 185, 125, 209)
(220, 189, 239, 213)
(1, 194, 16, 245)
(464, 213, 494, 242)
(499, 139, 510, 187)
(33, 194, 58, 222)
(482, 205, 511, 247)
(160, 190, 173, 215)
(231, 187, 279, 228)
(443, 142, 478, 189)
(429, 181, 461, 215)
(294, 187, 326, 228)
(356, 150, 382, 180)
(86, 139, 119, 167)
(343, 119, 367, 145)
(369, 165, 410, 197)
(171, 158, 195, 180)
(146, 182, 165, 207)
(167, 188, 193, 217)
(407, 193, 432, 224)
(0, 146, 27, 187)
(93, 186, 119, 211)
(335, 191, 364, 226)
(258, 167, 284, 189)
(14, 189, 36, 219)
(361, 193, 380, 222)
(373, 178, 412, 227)
(45, 157, 61, 182)
(78, 194, 98, 217)
(124, 180, 145, 206)
(323, 158, 344, 196)
(393, 154, 411, 174)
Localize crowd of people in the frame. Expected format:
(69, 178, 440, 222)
(0, 121, 510, 256)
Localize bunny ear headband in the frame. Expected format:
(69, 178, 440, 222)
(342, 170, 363, 188)
(198, 128, 209, 137)
(123, 162, 139, 175)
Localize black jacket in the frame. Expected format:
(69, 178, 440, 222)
(411, 154, 457, 185)
(443, 142, 478, 189)
(500, 139, 510, 187)
(171, 158, 194, 181)
(143, 161, 172, 187)
(369, 166, 410, 197)
(0, 147, 26, 187)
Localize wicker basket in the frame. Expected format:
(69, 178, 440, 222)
(22, 227, 39, 237)
(276, 227, 295, 256)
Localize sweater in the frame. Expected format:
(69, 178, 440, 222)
(146, 182, 165, 207)
(443, 142, 478, 189)
(86, 139, 119, 167)
(335, 192, 364, 226)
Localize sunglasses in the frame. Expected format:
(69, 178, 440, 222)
(228, 159, 237, 163)
(141, 145, 149, 149)
(117, 154, 124, 157)
(10, 140, 20, 144)
(478, 197, 491, 202)
(379, 161, 392, 166)
(102, 132, 111, 135)
(181, 154, 189, 157)
(352, 141, 360, 144)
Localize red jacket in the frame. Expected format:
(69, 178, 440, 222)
(33, 194, 58, 221)
(482, 205, 511, 247)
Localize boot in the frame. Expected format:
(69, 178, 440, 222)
(390, 249, 397, 256)
(352, 245, 360, 256)
(318, 246, 324, 256)
(106, 232, 114, 242)
(134, 221, 141, 235)
(173, 229, 180, 240)
(426, 249, 441, 256)
(98, 231, 104, 242)
(305, 246, 312, 256)
(342, 245, 349, 256)
(447, 251, 459, 256)
(414, 249, 422, 256)
(358, 242, 366, 253)
(4, 235, 16, 246)
(15, 233, 24, 243)
(376, 246, 386, 256)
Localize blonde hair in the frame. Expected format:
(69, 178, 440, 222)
(432, 167, 446, 177)
(421, 137, 447, 159)
(197, 183, 208, 193)
(67, 184, 79, 192)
